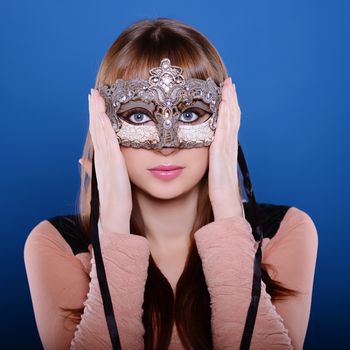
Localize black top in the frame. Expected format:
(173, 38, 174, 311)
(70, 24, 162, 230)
(47, 202, 292, 256)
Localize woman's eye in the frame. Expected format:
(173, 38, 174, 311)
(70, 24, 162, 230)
(119, 107, 209, 125)
(119, 109, 153, 125)
(179, 108, 209, 124)
(179, 110, 200, 123)
(129, 112, 151, 124)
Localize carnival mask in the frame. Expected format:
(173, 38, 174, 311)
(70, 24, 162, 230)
(97, 58, 224, 149)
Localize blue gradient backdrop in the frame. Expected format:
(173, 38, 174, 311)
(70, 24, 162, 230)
(1, 0, 349, 348)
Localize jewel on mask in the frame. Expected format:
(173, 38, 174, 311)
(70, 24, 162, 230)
(164, 120, 172, 129)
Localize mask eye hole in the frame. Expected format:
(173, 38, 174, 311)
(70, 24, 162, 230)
(178, 108, 211, 125)
(118, 108, 156, 125)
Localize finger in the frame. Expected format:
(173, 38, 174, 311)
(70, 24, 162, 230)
(221, 77, 230, 102)
(94, 89, 112, 133)
(92, 91, 122, 169)
(92, 89, 108, 155)
(95, 90, 119, 154)
(89, 90, 98, 132)
(226, 79, 240, 134)
(94, 89, 121, 151)
(94, 89, 106, 115)
(218, 80, 231, 125)
(229, 80, 241, 117)
(221, 79, 233, 144)
(88, 92, 97, 147)
(88, 92, 93, 131)
(221, 82, 238, 153)
(91, 89, 104, 128)
(104, 111, 121, 151)
(93, 90, 111, 156)
(93, 88, 111, 149)
(226, 78, 235, 114)
(90, 90, 101, 151)
(213, 96, 228, 149)
(232, 83, 241, 132)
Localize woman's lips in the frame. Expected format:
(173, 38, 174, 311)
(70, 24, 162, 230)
(148, 165, 184, 180)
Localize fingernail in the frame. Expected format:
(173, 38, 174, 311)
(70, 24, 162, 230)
(229, 77, 232, 84)
(90, 88, 94, 95)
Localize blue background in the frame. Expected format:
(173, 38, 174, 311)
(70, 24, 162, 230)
(1, 0, 349, 348)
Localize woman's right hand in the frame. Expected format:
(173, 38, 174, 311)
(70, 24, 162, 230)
(88, 88, 132, 235)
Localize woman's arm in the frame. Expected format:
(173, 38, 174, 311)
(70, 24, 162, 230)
(261, 207, 318, 350)
(193, 206, 318, 350)
(24, 220, 150, 350)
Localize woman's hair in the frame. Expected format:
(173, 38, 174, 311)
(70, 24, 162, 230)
(64, 17, 298, 349)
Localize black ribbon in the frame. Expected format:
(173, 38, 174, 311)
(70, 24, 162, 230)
(238, 142, 263, 350)
(90, 153, 122, 350)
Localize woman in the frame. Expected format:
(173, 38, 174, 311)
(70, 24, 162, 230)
(24, 18, 318, 350)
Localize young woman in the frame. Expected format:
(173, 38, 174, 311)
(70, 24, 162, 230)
(24, 18, 318, 350)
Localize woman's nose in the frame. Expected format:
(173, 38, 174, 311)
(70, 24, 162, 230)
(157, 147, 178, 156)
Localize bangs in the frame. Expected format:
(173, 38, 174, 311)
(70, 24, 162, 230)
(95, 19, 226, 88)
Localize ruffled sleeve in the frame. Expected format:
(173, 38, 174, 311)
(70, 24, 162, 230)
(24, 220, 150, 350)
(194, 207, 317, 350)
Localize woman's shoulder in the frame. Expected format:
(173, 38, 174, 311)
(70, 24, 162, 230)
(257, 204, 318, 295)
(244, 202, 317, 239)
(257, 203, 318, 255)
(24, 214, 91, 257)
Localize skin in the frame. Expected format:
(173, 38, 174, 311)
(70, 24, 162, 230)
(121, 143, 208, 287)
(87, 77, 243, 290)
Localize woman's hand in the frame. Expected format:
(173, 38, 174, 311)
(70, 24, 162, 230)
(208, 77, 244, 221)
(88, 88, 132, 234)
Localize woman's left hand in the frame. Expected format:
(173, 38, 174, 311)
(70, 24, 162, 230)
(208, 77, 244, 221)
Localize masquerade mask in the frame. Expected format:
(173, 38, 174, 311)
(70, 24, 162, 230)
(96, 58, 224, 149)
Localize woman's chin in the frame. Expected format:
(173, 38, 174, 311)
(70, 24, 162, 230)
(131, 180, 197, 201)
(143, 186, 186, 200)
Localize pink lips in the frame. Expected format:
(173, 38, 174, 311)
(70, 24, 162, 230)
(148, 164, 184, 180)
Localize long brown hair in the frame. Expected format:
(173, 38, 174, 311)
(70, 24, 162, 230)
(65, 17, 298, 349)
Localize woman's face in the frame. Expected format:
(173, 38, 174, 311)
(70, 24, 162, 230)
(120, 146, 209, 199)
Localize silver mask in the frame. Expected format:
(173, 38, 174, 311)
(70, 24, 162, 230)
(97, 58, 224, 149)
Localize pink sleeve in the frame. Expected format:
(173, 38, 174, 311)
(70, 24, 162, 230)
(261, 207, 318, 350)
(24, 220, 150, 350)
(193, 207, 318, 350)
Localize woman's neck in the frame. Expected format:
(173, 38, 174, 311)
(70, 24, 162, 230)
(134, 184, 199, 254)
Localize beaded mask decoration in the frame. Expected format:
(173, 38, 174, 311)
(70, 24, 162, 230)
(97, 58, 224, 149)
